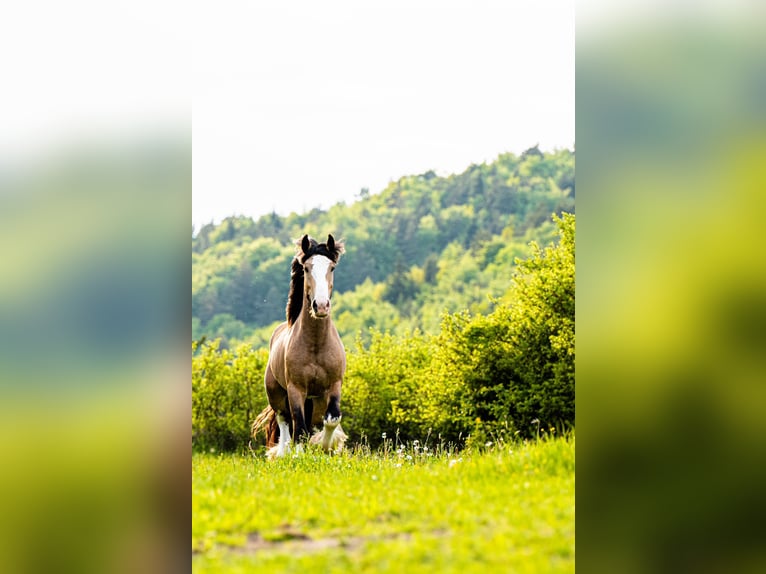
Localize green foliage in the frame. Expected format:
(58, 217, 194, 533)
(190, 214, 575, 452)
(192, 237, 292, 334)
(203, 313, 248, 349)
(505, 212, 575, 429)
(190, 150, 575, 452)
(192, 147, 574, 346)
(192, 340, 269, 452)
(333, 279, 401, 346)
(343, 330, 434, 443)
(350, 213, 574, 446)
(437, 213, 575, 444)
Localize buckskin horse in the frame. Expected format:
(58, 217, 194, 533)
(252, 234, 347, 458)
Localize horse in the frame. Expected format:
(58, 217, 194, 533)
(252, 234, 347, 458)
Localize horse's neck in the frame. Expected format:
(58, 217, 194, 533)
(294, 306, 334, 343)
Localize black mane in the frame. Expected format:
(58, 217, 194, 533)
(286, 257, 305, 326)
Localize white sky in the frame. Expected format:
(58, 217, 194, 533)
(0, 1, 573, 229)
(193, 0, 574, 228)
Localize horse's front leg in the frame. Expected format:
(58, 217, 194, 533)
(286, 383, 310, 450)
(273, 411, 292, 458)
(310, 381, 346, 453)
(326, 380, 342, 425)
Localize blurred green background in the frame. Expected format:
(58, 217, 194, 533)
(0, 136, 190, 574)
(578, 3, 766, 572)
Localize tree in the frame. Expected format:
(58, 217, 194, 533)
(226, 258, 254, 323)
(383, 259, 419, 307)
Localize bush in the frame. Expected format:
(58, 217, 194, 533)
(192, 340, 268, 452)
(436, 213, 575, 444)
(343, 330, 433, 446)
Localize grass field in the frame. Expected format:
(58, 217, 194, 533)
(192, 435, 574, 573)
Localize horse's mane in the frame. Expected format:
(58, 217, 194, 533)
(286, 257, 305, 326)
(286, 234, 345, 326)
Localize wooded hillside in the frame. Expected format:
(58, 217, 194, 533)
(192, 145, 574, 350)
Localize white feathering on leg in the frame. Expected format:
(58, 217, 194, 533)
(309, 415, 347, 453)
(268, 414, 292, 459)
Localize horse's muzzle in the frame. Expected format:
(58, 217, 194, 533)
(312, 298, 331, 317)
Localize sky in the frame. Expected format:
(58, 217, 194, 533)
(0, 2, 189, 167)
(0, 1, 573, 230)
(193, 1, 574, 228)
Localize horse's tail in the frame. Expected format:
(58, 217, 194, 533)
(252, 406, 279, 448)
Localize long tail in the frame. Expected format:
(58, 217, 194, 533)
(252, 406, 278, 448)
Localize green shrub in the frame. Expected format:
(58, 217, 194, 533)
(192, 340, 268, 452)
(504, 212, 574, 435)
(343, 330, 433, 446)
(436, 213, 575, 444)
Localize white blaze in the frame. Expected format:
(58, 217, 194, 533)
(311, 255, 332, 307)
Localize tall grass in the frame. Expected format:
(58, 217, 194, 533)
(193, 434, 574, 573)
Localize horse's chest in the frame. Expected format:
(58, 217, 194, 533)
(291, 359, 332, 381)
(285, 353, 341, 384)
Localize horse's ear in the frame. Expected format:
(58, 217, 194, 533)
(301, 234, 311, 255)
(327, 234, 335, 252)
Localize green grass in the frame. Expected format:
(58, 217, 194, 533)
(193, 435, 574, 573)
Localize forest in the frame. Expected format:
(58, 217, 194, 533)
(192, 145, 575, 450)
(193, 145, 574, 349)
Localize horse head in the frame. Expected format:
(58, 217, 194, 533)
(298, 234, 345, 319)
